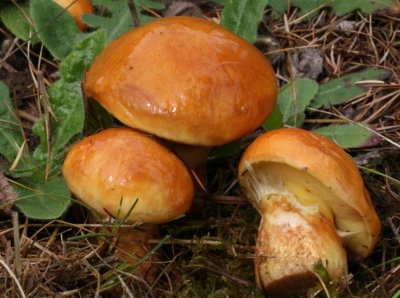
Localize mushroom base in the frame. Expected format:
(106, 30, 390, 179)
(166, 142, 210, 190)
(114, 224, 160, 282)
(255, 200, 347, 296)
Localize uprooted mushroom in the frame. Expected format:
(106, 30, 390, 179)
(238, 128, 381, 296)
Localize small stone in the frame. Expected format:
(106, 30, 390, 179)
(291, 48, 324, 80)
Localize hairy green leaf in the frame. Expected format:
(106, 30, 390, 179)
(81, 0, 164, 43)
(278, 78, 319, 127)
(0, 3, 39, 44)
(47, 80, 84, 152)
(11, 116, 61, 182)
(82, 0, 132, 42)
(310, 68, 390, 108)
(0, 81, 25, 163)
(313, 123, 376, 148)
(60, 29, 106, 82)
(28, 80, 83, 182)
(135, 0, 165, 24)
(262, 105, 283, 131)
(268, 0, 395, 19)
(15, 177, 71, 220)
(30, 0, 84, 59)
(220, 0, 269, 44)
(329, 0, 395, 16)
(269, 0, 321, 19)
(32, 117, 48, 162)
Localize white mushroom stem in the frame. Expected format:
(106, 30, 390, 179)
(255, 197, 347, 296)
(240, 162, 348, 295)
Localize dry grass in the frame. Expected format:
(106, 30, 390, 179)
(1, 2, 400, 297)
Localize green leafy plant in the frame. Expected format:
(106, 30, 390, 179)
(13, 177, 71, 219)
(0, 28, 105, 219)
(276, 78, 319, 127)
(0, 2, 39, 44)
(310, 68, 389, 108)
(30, 0, 85, 59)
(263, 68, 390, 148)
(313, 123, 378, 149)
(82, 0, 164, 43)
(220, 0, 269, 43)
(268, 0, 396, 19)
(0, 81, 26, 164)
(0, 0, 390, 218)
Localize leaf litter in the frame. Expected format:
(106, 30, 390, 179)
(0, 0, 400, 297)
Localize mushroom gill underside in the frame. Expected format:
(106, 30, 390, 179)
(239, 162, 358, 294)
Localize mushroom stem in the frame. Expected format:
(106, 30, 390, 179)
(238, 128, 381, 296)
(166, 142, 210, 189)
(114, 224, 160, 282)
(240, 161, 348, 295)
(255, 196, 347, 296)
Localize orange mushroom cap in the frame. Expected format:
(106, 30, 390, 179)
(62, 128, 194, 223)
(84, 16, 277, 146)
(53, 0, 93, 30)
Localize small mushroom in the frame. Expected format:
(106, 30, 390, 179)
(62, 128, 194, 276)
(237, 128, 381, 296)
(83, 16, 277, 189)
(53, 0, 93, 30)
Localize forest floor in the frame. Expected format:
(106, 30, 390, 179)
(0, 1, 399, 297)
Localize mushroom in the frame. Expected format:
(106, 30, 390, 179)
(53, 0, 93, 30)
(83, 16, 277, 188)
(62, 128, 194, 276)
(237, 128, 381, 296)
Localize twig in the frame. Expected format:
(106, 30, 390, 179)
(0, 255, 26, 298)
(127, 0, 141, 27)
(12, 212, 22, 282)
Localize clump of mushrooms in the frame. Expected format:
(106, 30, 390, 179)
(63, 15, 278, 281)
(238, 128, 381, 296)
(62, 128, 194, 276)
(53, 0, 93, 30)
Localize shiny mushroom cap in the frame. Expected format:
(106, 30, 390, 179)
(238, 128, 381, 294)
(53, 0, 93, 30)
(62, 128, 194, 223)
(84, 16, 277, 146)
